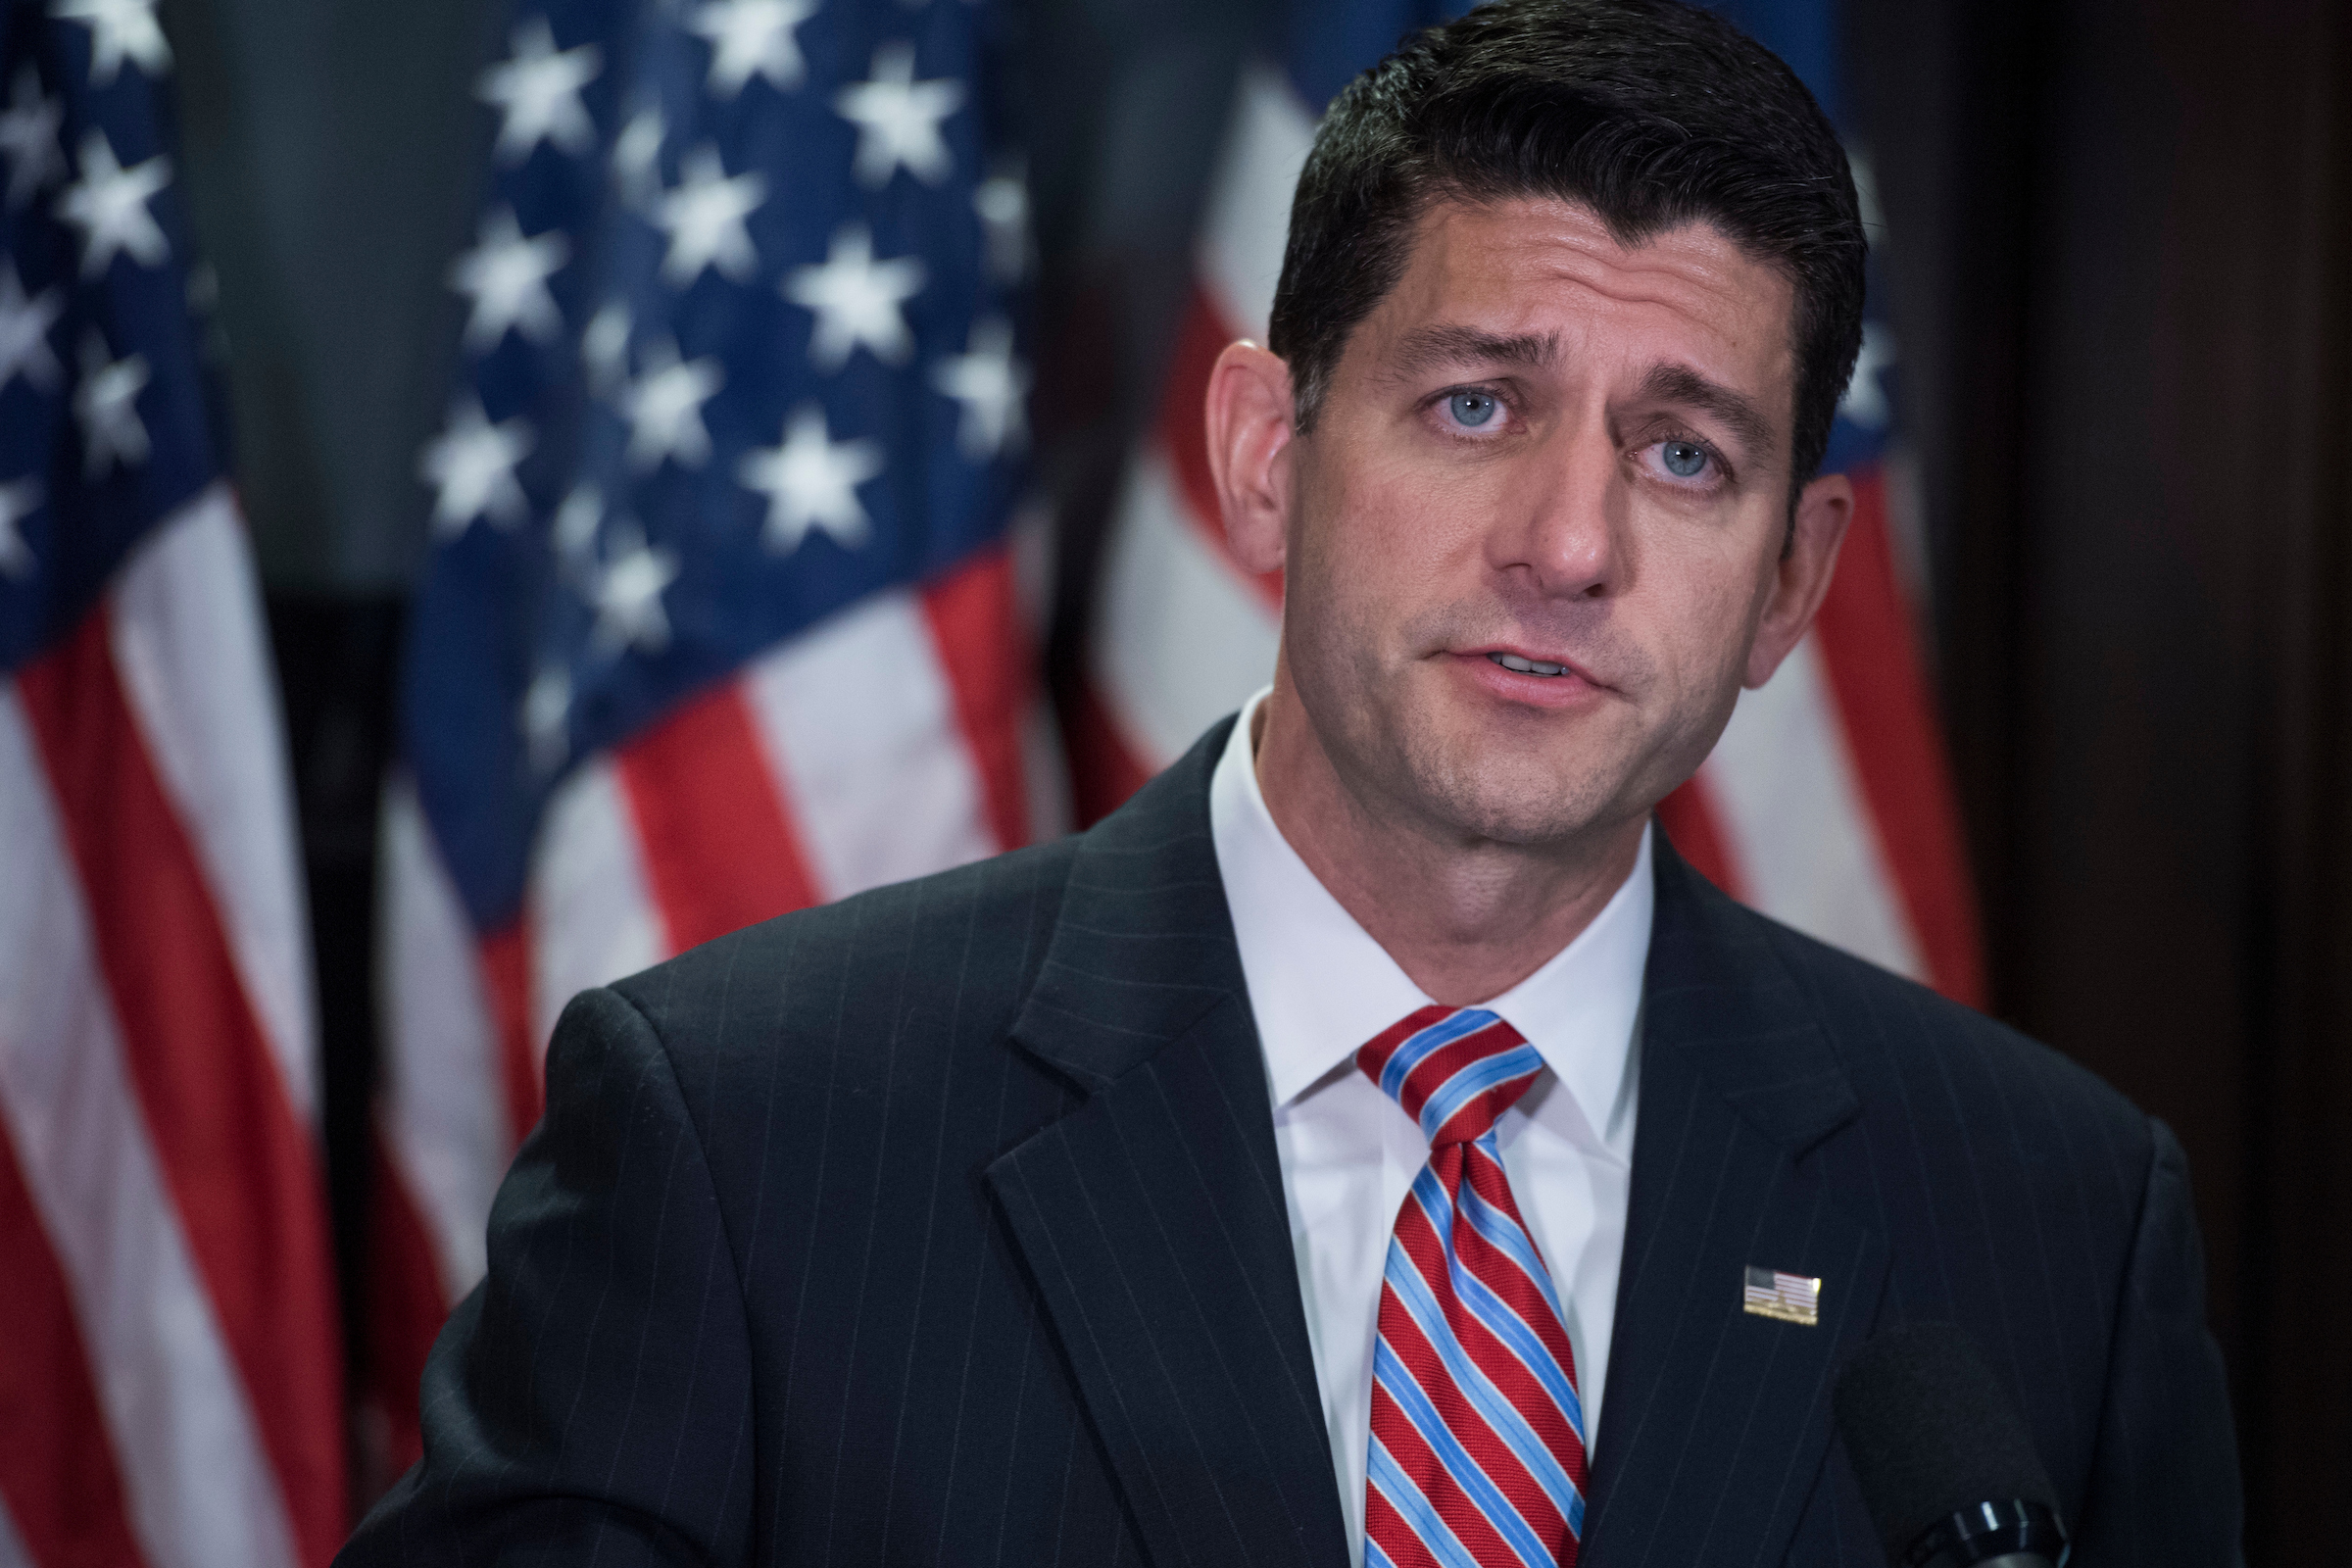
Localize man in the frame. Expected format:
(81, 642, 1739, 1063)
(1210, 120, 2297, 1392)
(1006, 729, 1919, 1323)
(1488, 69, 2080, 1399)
(343, 1, 2241, 1562)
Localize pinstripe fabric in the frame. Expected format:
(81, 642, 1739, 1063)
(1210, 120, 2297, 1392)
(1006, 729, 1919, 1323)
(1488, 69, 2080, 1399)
(339, 715, 2239, 1568)
(1577, 841, 2241, 1566)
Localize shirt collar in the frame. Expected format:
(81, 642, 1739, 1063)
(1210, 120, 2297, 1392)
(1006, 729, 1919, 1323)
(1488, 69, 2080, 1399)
(1210, 689, 1654, 1156)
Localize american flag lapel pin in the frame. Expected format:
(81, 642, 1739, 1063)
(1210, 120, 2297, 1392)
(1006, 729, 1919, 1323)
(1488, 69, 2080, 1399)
(1742, 1266, 1822, 1326)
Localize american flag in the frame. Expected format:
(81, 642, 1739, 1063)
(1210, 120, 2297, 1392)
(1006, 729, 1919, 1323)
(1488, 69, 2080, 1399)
(371, 0, 1049, 1473)
(0, 1, 346, 1565)
(1067, 0, 1461, 818)
(1742, 1266, 1824, 1326)
(1072, 0, 1984, 1005)
(1655, 0, 1984, 1005)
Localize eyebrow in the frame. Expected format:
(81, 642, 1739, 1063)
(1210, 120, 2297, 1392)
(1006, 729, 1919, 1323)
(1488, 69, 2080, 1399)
(1378, 329, 1782, 460)
(1637, 363, 1778, 461)
(1382, 323, 1561, 380)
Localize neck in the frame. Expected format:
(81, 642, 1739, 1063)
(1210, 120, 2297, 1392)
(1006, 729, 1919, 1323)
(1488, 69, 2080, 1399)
(1250, 678, 1646, 1007)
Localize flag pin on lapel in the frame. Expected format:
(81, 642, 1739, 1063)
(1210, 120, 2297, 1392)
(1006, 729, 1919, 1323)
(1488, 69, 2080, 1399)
(1742, 1266, 1822, 1326)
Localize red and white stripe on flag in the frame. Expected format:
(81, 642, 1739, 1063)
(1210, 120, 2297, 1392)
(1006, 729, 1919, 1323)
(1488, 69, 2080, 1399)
(1071, 63, 1298, 818)
(1656, 468, 1984, 1004)
(1073, 65, 1984, 1005)
(368, 540, 1056, 1474)
(0, 486, 346, 1568)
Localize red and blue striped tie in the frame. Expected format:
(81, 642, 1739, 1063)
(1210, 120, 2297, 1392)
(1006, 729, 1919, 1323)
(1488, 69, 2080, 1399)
(1359, 1005, 1589, 1568)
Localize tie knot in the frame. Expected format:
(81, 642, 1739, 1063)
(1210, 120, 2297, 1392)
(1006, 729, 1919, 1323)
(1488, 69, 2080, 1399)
(1357, 1004, 1543, 1149)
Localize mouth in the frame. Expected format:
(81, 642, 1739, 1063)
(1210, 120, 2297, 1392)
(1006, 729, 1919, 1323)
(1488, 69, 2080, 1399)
(1470, 645, 1608, 689)
(1446, 643, 1615, 710)
(1488, 650, 1574, 678)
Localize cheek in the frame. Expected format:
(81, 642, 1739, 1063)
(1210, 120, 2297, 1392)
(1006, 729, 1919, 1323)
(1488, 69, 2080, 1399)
(1322, 453, 1495, 589)
(1293, 461, 1471, 621)
(1632, 520, 1777, 700)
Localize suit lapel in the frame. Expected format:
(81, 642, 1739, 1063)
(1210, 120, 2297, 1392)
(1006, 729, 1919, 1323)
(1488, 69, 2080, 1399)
(986, 719, 1350, 1568)
(987, 736, 1886, 1568)
(1579, 840, 1888, 1568)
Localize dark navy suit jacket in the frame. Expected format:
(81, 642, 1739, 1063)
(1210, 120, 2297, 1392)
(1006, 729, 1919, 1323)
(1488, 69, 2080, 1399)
(342, 718, 2242, 1566)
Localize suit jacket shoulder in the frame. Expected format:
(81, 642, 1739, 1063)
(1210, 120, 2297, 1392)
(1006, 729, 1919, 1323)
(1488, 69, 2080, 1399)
(1747, 898, 2239, 1561)
(347, 727, 1351, 1568)
(341, 823, 1183, 1568)
(1588, 841, 2240, 1566)
(1745, 885, 2157, 1189)
(605, 830, 1082, 1105)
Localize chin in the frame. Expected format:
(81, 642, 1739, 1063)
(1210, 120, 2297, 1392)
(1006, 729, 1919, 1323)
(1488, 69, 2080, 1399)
(1400, 736, 1635, 848)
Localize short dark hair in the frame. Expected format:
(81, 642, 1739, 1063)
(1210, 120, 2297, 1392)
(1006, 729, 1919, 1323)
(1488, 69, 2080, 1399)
(1267, 0, 1866, 501)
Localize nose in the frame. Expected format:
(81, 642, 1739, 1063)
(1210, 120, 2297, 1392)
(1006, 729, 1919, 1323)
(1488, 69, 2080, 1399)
(1487, 416, 1626, 601)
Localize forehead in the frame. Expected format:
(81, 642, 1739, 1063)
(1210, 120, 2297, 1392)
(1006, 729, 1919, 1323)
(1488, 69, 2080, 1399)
(1362, 196, 1796, 389)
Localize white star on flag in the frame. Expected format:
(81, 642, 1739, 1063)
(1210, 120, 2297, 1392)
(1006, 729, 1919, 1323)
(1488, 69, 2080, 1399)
(581, 300, 632, 396)
(656, 143, 767, 286)
(1838, 319, 1895, 430)
(738, 404, 883, 556)
(0, 478, 41, 580)
(420, 398, 534, 538)
(1, 67, 66, 210)
(450, 206, 570, 352)
(612, 102, 664, 208)
(591, 520, 681, 653)
(689, 0, 818, 99)
(0, 262, 65, 395)
(553, 482, 604, 574)
(783, 222, 925, 371)
(58, 129, 171, 277)
(932, 317, 1030, 460)
(622, 337, 725, 471)
(520, 664, 572, 772)
(478, 16, 602, 167)
(49, 0, 172, 85)
(74, 331, 149, 476)
(835, 42, 964, 189)
(974, 168, 1031, 283)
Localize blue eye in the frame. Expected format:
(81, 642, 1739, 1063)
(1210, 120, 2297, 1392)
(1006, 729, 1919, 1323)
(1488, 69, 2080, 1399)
(1447, 391, 1499, 428)
(1660, 440, 1709, 478)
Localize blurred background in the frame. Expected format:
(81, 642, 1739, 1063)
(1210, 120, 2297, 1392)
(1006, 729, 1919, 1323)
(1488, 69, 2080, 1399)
(0, 0, 2343, 1561)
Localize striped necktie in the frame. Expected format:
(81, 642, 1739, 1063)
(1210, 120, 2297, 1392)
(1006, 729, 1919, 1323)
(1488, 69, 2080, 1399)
(1358, 1004, 1589, 1568)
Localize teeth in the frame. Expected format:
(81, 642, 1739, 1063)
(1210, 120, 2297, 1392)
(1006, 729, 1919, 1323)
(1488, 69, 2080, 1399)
(1492, 652, 1567, 676)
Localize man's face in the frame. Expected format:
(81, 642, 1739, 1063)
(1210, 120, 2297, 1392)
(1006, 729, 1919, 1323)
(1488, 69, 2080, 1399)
(1273, 195, 1824, 850)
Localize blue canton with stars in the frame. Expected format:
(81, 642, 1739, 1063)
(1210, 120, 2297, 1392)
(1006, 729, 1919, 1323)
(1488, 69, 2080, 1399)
(408, 0, 1031, 933)
(0, 0, 220, 676)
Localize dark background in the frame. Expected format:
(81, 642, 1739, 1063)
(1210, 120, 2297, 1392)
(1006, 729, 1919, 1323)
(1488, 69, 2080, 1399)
(1850, 1, 2351, 1558)
(154, 0, 2350, 1556)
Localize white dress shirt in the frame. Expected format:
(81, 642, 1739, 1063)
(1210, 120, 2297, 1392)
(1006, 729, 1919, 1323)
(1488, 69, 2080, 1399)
(1208, 690, 1654, 1566)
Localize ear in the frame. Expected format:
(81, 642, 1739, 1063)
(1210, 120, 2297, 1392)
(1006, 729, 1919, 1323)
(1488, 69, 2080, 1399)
(1203, 340, 1296, 575)
(1742, 470, 1853, 688)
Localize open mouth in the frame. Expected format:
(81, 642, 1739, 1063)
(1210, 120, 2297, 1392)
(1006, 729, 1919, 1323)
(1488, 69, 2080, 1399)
(1488, 651, 1572, 678)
